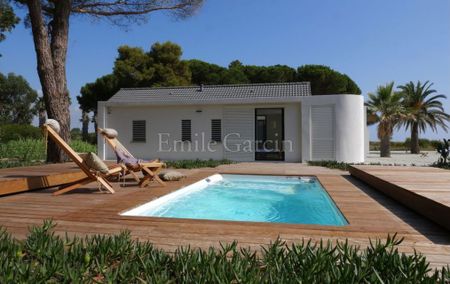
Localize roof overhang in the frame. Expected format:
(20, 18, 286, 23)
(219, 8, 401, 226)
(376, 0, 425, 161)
(101, 96, 304, 107)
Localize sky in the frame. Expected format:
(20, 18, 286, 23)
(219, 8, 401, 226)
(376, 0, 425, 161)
(1, 0, 449, 141)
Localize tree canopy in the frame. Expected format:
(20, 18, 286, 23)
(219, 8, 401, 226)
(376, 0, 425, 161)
(241, 64, 296, 84)
(78, 74, 118, 113)
(188, 59, 227, 85)
(0, 0, 19, 45)
(10, 0, 203, 162)
(113, 42, 191, 88)
(78, 42, 362, 115)
(297, 65, 361, 95)
(188, 60, 297, 85)
(77, 41, 191, 112)
(0, 72, 38, 124)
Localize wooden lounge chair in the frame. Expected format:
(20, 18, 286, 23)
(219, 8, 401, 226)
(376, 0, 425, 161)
(98, 128, 166, 188)
(43, 124, 122, 196)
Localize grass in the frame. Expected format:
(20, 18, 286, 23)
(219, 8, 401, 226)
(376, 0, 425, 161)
(0, 140, 231, 170)
(165, 159, 234, 169)
(0, 138, 96, 169)
(0, 220, 448, 283)
(69, 139, 97, 153)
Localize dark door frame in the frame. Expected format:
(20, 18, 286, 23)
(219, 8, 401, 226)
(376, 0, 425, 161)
(254, 108, 285, 161)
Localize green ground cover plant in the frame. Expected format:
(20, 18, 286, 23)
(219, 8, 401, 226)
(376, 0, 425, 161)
(308, 161, 384, 171)
(0, 221, 448, 283)
(0, 139, 96, 168)
(307, 160, 353, 171)
(165, 159, 234, 169)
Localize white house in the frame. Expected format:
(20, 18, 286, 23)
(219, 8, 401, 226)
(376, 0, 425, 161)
(97, 82, 366, 163)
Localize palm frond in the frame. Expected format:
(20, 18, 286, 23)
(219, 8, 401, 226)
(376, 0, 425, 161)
(367, 82, 405, 139)
(398, 80, 449, 133)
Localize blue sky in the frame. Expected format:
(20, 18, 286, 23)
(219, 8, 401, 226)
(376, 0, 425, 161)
(1, 0, 449, 141)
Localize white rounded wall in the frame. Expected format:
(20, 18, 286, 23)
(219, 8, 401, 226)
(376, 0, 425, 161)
(334, 95, 365, 163)
(301, 95, 365, 163)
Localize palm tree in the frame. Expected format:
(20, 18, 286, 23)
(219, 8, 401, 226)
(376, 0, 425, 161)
(398, 81, 450, 154)
(367, 82, 405, 157)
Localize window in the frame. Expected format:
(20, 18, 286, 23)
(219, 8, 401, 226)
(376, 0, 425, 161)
(211, 119, 222, 142)
(132, 120, 146, 142)
(181, 120, 191, 142)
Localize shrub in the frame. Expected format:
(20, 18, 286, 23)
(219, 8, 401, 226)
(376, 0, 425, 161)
(431, 162, 450, 170)
(0, 124, 41, 143)
(70, 139, 97, 153)
(370, 138, 441, 151)
(0, 221, 448, 282)
(370, 141, 406, 151)
(307, 160, 384, 170)
(307, 160, 352, 171)
(87, 132, 97, 145)
(165, 159, 234, 169)
(71, 129, 98, 145)
(405, 138, 441, 150)
(433, 139, 450, 169)
(0, 138, 45, 161)
(70, 128, 82, 140)
(0, 139, 96, 168)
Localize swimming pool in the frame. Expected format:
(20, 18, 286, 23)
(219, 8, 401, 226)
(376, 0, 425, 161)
(122, 174, 348, 226)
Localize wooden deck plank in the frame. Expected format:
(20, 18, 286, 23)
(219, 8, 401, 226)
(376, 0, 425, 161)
(0, 163, 88, 196)
(349, 165, 450, 231)
(0, 162, 449, 268)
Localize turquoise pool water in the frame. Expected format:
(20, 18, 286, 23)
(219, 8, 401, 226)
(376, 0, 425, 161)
(123, 174, 348, 226)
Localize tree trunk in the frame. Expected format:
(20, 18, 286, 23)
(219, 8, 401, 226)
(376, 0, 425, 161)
(410, 122, 420, 154)
(27, 0, 71, 163)
(380, 135, 391, 157)
(93, 110, 98, 138)
(81, 111, 89, 141)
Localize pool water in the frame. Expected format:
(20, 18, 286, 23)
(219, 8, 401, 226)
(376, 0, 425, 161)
(122, 174, 348, 226)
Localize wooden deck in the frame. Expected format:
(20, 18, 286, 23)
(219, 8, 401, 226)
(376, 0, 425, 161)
(0, 162, 449, 269)
(0, 163, 87, 196)
(349, 165, 450, 231)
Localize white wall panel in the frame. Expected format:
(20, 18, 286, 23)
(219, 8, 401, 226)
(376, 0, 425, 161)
(311, 106, 335, 160)
(223, 107, 254, 161)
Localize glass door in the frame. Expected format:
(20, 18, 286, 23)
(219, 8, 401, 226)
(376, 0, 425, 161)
(255, 108, 284, 161)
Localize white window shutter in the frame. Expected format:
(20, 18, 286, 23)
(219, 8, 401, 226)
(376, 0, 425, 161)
(311, 106, 335, 160)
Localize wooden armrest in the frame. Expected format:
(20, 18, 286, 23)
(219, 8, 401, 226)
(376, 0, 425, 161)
(139, 162, 164, 168)
(107, 165, 124, 175)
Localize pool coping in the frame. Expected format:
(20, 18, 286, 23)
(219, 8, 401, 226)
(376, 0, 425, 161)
(116, 171, 382, 232)
(120, 173, 349, 226)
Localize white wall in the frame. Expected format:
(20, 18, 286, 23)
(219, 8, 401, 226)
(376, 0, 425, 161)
(99, 96, 364, 163)
(97, 102, 302, 162)
(301, 95, 365, 163)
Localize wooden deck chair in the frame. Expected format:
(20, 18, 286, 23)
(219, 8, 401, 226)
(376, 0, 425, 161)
(98, 128, 166, 188)
(43, 124, 122, 196)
